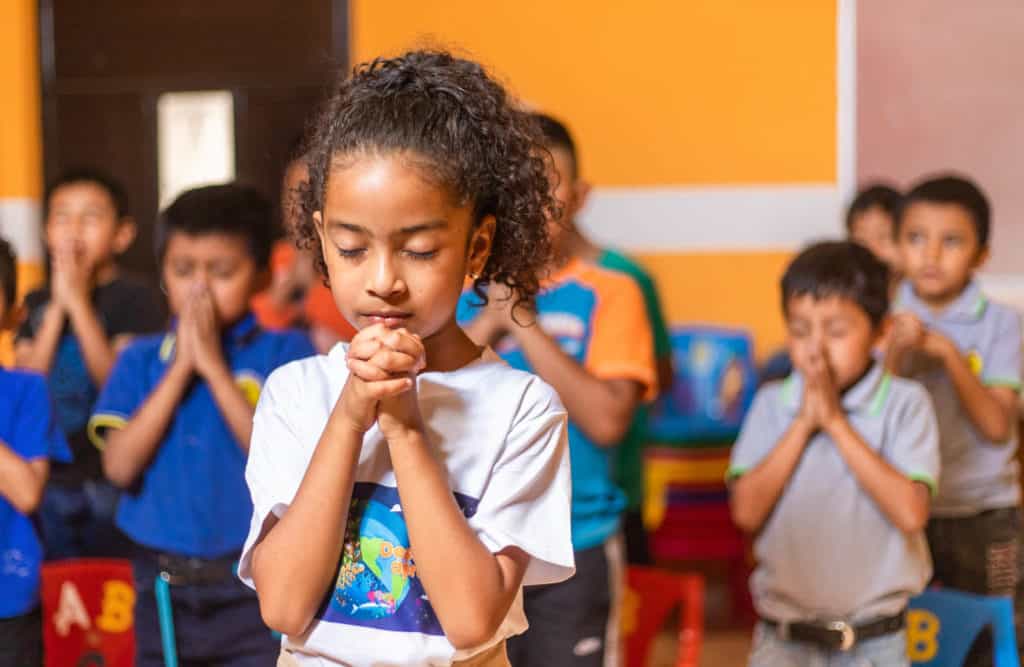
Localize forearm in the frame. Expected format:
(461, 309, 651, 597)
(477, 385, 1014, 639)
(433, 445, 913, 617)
(826, 416, 929, 532)
(102, 364, 191, 488)
(205, 365, 255, 451)
(389, 428, 521, 649)
(512, 324, 634, 446)
(463, 316, 503, 348)
(0, 442, 47, 513)
(729, 420, 813, 534)
(940, 346, 1014, 442)
(66, 298, 117, 386)
(251, 408, 362, 636)
(17, 305, 65, 373)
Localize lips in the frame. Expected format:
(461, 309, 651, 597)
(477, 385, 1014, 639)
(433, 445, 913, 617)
(361, 312, 413, 328)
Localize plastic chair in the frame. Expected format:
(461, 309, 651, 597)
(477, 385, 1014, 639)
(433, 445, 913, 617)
(40, 558, 136, 667)
(622, 566, 704, 667)
(643, 447, 754, 623)
(907, 589, 1019, 666)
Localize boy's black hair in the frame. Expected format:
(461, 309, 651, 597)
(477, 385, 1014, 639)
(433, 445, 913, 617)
(899, 174, 991, 246)
(781, 241, 890, 328)
(44, 167, 129, 219)
(0, 237, 15, 309)
(300, 50, 556, 308)
(845, 183, 902, 233)
(155, 184, 274, 269)
(532, 112, 578, 178)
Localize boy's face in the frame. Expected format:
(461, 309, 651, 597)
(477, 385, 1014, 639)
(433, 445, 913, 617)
(162, 232, 260, 328)
(899, 202, 986, 306)
(849, 206, 901, 276)
(543, 147, 588, 255)
(315, 152, 493, 342)
(785, 294, 879, 391)
(45, 182, 134, 275)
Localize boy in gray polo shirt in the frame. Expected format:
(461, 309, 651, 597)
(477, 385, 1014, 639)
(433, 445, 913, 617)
(887, 175, 1023, 664)
(730, 241, 939, 666)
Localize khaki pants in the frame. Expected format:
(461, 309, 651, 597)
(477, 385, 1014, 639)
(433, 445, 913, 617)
(277, 640, 510, 666)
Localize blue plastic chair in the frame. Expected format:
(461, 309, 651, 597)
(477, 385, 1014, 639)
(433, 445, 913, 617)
(907, 589, 1019, 666)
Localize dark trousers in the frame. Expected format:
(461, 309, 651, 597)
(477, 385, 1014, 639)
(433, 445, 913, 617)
(508, 536, 623, 667)
(622, 509, 651, 565)
(38, 480, 124, 559)
(928, 507, 1024, 667)
(0, 609, 42, 667)
(132, 554, 279, 667)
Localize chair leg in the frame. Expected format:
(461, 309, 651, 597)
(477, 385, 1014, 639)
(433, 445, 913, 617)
(676, 575, 704, 667)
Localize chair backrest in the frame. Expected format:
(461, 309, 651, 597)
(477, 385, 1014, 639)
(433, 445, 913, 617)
(648, 326, 757, 443)
(622, 567, 704, 667)
(908, 589, 1019, 667)
(40, 558, 136, 667)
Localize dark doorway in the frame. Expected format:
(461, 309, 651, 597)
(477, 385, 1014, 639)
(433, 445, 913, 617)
(39, 0, 347, 281)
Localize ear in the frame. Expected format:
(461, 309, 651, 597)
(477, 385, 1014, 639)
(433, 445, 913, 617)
(466, 215, 496, 278)
(973, 245, 991, 271)
(112, 216, 138, 254)
(571, 179, 592, 218)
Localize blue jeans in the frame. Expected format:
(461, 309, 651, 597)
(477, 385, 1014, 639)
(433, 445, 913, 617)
(749, 622, 908, 667)
(38, 480, 124, 560)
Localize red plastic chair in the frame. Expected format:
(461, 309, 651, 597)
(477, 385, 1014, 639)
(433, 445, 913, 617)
(644, 447, 755, 623)
(40, 558, 136, 667)
(622, 566, 704, 667)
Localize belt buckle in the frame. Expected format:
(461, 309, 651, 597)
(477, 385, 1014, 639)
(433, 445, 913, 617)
(828, 620, 856, 652)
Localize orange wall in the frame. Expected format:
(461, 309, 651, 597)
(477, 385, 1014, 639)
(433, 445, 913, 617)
(351, 1, 836, 187)
(637, 251, 792, 359)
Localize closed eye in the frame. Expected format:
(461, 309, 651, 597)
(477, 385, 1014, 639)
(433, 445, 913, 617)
(404, 249, 438, 260)
(336, 247, 366, 259)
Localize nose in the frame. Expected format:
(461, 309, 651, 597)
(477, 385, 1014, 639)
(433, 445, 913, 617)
(367, 253, 406, 300)
(925, 237, 942, 264)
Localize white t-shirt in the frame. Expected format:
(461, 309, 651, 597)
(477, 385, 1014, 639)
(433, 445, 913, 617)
(238, 344, 575, 666)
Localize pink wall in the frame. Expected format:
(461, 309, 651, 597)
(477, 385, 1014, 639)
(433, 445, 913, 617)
(857, 1, 1024, 273)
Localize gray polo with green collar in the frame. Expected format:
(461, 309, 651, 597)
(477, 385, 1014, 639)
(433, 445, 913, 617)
(894, 281, 1023, 516)
(728, 363, 939, 623)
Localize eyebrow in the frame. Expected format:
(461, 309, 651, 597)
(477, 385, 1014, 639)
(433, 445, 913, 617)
(327, 220, 449, 237)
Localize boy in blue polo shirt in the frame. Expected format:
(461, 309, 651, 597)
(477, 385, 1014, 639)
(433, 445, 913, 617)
(731, 241, 938, 665)
(0, 238, 71, 666)
(89, 185, 314, 666)
(887, 175, 1024, 665)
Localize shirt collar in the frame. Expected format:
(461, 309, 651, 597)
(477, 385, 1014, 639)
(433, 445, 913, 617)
(895, 280, 988, 322)
(780, 362, 892, 418)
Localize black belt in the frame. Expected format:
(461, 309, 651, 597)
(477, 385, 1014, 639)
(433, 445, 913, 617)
(763, 612, 905, 652)
(155, 553, 237, 586)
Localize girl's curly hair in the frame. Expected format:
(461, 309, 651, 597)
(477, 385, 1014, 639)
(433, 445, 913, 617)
(297, 50, 557, 310)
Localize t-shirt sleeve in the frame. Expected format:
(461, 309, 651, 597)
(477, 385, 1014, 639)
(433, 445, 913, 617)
(238, 367, 312, 589)
(727, 387, 784, 480)
(466, 378, 575, 587)
(981, 309, 1022, 391)
(87, 345, 149, 450)
(11, 373, 72, 463)
(585, 274, 658, 401)
(884, 382, 941, 496)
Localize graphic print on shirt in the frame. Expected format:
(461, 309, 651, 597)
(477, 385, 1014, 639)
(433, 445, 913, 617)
(319, 482, 479, 635)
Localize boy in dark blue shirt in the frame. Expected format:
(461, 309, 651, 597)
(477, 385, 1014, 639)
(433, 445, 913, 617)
(89, 185, 314, 666)
(16, 169, 165, 558)
(0, 238, 72, 667)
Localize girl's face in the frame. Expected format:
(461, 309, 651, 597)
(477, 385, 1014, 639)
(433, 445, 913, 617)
(314, 152, 493, 341)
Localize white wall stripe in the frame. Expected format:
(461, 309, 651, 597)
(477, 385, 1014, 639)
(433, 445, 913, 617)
(0, 198, 42, 263)
(577, 185, 843, 252)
